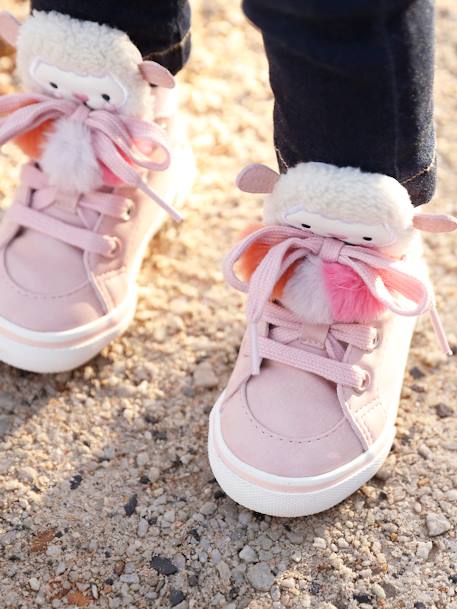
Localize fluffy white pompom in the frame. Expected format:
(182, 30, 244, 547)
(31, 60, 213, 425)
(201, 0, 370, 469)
(40, 118, 102, 193)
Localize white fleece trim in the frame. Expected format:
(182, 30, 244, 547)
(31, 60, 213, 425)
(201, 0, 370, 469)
(264, 162, 415, 257)
(16, 10, 152, 117)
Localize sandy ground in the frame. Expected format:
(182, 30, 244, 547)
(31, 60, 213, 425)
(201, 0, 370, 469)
(1, 1, 457, 608)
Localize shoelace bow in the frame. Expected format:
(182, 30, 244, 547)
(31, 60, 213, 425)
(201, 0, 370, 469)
(0, 92, 182, 222)
(224, 225, 451, 390)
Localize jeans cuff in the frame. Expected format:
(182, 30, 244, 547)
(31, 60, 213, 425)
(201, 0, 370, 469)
(400, 153, 437, 207)
(143, 31, 191, 75)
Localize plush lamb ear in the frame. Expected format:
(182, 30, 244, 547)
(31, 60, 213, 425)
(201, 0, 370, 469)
(413, 213, 457, 233)
(139, 61, 175, 89)
(0, 11, 21, 48)
(236, 164, 280, 194)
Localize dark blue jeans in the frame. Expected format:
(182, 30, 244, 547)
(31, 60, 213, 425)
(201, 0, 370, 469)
(32, 0, 435, 205)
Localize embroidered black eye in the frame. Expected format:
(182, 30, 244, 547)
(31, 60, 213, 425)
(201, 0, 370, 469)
(49, 82, 58, 89)
(301, 223, 311, 229)
(101, 94, 111, 101)
(363, 236, 373, 241)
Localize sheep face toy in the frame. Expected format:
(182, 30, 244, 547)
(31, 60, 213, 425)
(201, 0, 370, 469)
(237, 162, 457, 326)
(0, 10, 175, 194)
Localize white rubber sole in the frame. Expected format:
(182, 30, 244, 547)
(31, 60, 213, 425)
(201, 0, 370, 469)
(0, 143, 195, 374)
(208, 392, 396, 517)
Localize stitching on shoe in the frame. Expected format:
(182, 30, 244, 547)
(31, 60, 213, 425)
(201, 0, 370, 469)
(90, 267, 127, 311)
(356, 411, 373, 445)
(356, 399, 386, 446)
(352, 397, 380, 415)
(93, 266, 127, 280)
(0, 271, 91, 301)
(240, 383, 348, 445)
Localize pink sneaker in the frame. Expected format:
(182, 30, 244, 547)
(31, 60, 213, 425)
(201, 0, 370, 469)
(208, 162, 457, 517)
(0, 11, 194, 372)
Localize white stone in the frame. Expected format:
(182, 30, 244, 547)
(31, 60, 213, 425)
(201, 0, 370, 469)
(193, 362, 218, 388)
(136, 452, 149, 467)
(246, 562, 275, 592)
(55, 562, 66, 575)
(416, 540, 433, 560)
(313, 537, 327, 549)
(137, 518, 148, 538)
(372, 583, 386, 599)
(280, 578, 296, 589)
(446, 489, 457, 501)
(239, 545, 258, 563)
(148, 467, 161, 483)
(29, 578, 41, 591)
(199, 501, 217, 516)
(426, 513, 451, 536)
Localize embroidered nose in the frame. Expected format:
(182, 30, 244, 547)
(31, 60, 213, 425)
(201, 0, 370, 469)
(74, 93, 89, 103)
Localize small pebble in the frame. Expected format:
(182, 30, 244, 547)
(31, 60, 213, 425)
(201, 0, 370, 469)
(137, 518, 149, 538)
(150, 556, 178, 575)
(193, 361, 218, 388)
(313, 537, 327, 549)
(239, 545, 258, 563)
(426, 513, 451, 536)
(199, 501, 217, 516)
(353, 593, 372, 604)
(434, 402, 454, 418)
(372, 584, 386, 599)
(280, 577, 296, 589)
(170, 590, 186, 607)
(55, 562, 66, 575)
(416, 541, 433, 560)
(69, 474, 83, 490)
(446, 489, 457, 501)
(246, 562, 275, 592)
(270, 585, 281, 601)
(148, 467, 161, 483)
(136, 452, 149, 467)
(410, 366, 425, 379)
(29, 578, 40, 591)
(124, 495, 138, 517)
(418, 444, 433, 460)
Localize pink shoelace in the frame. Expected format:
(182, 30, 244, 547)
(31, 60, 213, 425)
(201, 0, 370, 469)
(1, 163, 139, 257)
(224, 225, 451, 390)
(0, 92, 182, 222)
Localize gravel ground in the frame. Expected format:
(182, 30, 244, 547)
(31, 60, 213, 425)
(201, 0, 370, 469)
(1, 1, 457, 608)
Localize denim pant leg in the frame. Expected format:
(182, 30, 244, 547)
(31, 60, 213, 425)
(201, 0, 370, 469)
(243, 0, 436, 206)
(30, 0, 191, 74)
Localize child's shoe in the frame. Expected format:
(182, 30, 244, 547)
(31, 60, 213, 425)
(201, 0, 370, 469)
(208, 162, 456, 517)
(0, 11, 194, 372)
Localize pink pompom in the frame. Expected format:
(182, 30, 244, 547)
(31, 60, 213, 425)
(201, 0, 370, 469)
(323, 261, 386, 323)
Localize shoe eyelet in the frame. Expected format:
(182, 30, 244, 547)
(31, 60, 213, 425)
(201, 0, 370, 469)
(106, 236, 122, 258)
(122, 201, 135, 221)
(354, 369, 371, 395)
(369, 331, 380, 351)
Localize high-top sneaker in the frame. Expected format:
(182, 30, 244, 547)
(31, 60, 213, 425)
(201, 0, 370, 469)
(0, 10, 194, 372)
(208, 162, 456, 517)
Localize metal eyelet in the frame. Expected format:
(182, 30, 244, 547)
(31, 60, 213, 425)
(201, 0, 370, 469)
(368, 331, 380, 351)
(122, 201, 135, 221)
(106, 236, 122, 258)
(354, 369, 371, 395)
